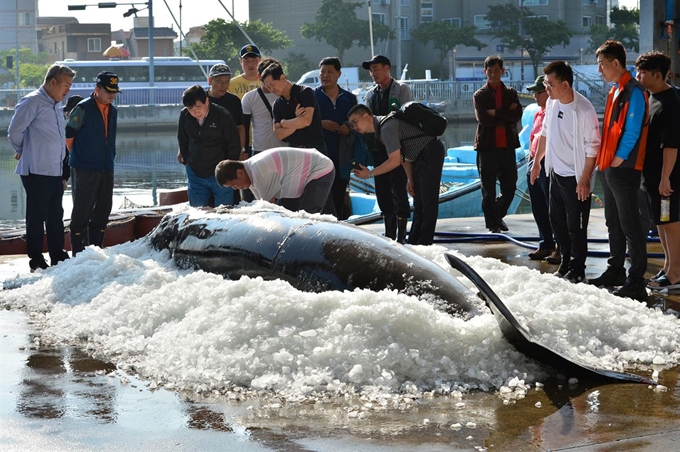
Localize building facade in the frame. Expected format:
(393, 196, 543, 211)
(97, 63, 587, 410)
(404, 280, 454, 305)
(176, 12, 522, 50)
(0, 0, 39, 53)
(41, 22, 112, 62)
(249, 0, 615, 82)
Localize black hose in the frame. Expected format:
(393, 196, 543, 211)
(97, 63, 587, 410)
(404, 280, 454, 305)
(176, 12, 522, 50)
(432, 230, 665, 259)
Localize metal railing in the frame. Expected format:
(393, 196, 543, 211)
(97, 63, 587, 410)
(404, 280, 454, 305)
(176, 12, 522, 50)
(1, 78, 607, 110)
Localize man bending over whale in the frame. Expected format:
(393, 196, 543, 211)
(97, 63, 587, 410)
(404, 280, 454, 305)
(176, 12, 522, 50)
(215, 147, 336, 214)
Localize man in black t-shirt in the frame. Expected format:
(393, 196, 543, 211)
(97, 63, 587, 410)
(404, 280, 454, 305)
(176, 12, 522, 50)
(635, 52, 680, 290)
(260, 62, 328, 156)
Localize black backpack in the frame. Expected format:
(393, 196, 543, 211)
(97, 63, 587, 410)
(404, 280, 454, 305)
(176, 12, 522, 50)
(380, 101, 448, 137)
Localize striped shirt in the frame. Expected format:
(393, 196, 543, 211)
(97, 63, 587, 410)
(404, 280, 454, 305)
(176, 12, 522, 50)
(243, 147, 334, 201)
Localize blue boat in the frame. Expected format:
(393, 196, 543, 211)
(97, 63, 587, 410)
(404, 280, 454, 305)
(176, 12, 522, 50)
(346, 103, 540, 225)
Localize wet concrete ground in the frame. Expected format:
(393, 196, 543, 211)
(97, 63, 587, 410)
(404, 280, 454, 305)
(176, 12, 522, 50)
(2, 212, 680, 451)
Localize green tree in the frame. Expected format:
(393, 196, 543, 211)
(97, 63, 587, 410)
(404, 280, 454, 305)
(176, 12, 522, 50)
(486, 4, 571, 79)
(188, 19, 293, 71)
(588, 7, 640, 54)
(282, 52, 311, 81)
(300, 0, 394, 63)
(0, 48, 50, 87)
(411, 21, 486, 78)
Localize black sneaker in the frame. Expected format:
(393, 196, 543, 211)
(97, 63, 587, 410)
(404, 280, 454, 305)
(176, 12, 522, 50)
(29, 258, 49, 273)
(563, 270, 585, 284)
(51, 252, 70, 267)
(499, 220, 509, 232)
(613, 278, 649, 302)
(589, 267, 626, 287)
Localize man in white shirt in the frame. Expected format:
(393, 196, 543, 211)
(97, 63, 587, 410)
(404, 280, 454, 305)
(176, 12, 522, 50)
(530, 61, 601, 284)
(215, 147, 335, 214)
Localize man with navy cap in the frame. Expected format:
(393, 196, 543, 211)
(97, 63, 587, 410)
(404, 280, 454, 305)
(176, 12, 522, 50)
(66, 71, 120, 255)
(229, 43, 262, 99)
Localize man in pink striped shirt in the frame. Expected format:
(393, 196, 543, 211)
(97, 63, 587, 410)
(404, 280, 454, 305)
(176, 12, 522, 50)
(526, 75, 559, 264)
(215, 147, 335, 214)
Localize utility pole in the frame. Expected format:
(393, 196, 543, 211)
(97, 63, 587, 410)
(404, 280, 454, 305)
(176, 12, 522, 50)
(179, 0, 182, 55)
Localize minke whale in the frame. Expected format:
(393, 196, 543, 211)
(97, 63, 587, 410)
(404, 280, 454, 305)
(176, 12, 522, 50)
(149, 207, 656, 386)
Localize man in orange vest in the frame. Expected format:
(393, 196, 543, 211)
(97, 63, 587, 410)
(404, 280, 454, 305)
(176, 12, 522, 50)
(590, 40, 649, 302)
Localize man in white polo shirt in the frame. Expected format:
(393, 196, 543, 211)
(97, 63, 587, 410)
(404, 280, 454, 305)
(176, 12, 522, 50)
(215, 147, 335, 214)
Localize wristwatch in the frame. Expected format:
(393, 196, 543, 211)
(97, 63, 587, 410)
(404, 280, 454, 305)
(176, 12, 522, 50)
(368, 169, 374, 179)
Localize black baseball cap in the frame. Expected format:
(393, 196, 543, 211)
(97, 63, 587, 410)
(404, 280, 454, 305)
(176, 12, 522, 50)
(63, 95, 84, 112)
(240, 44, 261, 58)
(362, 55, 391, 70)
(96, 71, 121, 93)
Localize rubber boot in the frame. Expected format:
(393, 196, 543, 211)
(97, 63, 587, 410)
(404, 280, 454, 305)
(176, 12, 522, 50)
(71, 232, 84, 256)
(88, 228, 106, 248)
(397, 217, 408, 244)
(383, 214, 397, 240)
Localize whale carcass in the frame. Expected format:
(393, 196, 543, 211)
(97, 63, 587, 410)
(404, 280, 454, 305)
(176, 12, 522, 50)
(148, 207, 656, 385)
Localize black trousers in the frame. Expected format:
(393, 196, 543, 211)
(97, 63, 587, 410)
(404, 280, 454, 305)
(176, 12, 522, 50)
(21, 174, 66, 261)
(549, 172, 591, 274)
(599, 167, 647, 280)
(476, 147, 517, 229)
(70, 168, 114, 242)
(408, 140, 445, 245)
(373, 148, 411, 218)
(527, 157, 556, 250)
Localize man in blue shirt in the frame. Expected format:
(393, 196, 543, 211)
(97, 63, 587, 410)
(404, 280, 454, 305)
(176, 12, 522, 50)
(7, 64, 76, 271)
(315, 57, 358, 219)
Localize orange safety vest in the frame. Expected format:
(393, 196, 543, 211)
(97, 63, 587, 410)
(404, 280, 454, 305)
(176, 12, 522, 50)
(598, 71, 648, 171)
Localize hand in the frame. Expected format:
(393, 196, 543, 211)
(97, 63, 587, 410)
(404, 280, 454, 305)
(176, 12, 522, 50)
(62, 179, 67, 191)
(529, 159, 541, 185)
(176, 151, 184, 164)
(406, 179, 415, 197)
(239, 151, 249, 161)
(576, 177, 591, 202)
(352, 164, 370, 179)
(610, 156, 624, 168)
(338, 123, 351, 135)
(486, 109, 495, 116)
(321, 120, 340, 133)
(14, 153, 20, 161)
(659, 179, 673, 197)
(295, 104, 306, 117)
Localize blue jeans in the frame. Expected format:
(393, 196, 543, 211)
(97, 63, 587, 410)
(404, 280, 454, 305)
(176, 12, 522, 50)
(186, 165, 234, 207)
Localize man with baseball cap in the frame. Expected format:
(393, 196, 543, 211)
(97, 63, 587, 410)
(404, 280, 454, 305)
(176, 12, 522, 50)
(525, 75, 560, 264)
(66, 71, 120, 255)
(207, 63, 247, 161)
(230, 44, 262, 99)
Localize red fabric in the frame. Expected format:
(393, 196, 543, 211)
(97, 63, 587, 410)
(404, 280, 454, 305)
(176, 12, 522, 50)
(494, 86, 507, 148)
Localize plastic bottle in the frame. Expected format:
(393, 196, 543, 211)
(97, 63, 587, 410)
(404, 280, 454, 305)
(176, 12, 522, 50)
(660, 196, 670, 222)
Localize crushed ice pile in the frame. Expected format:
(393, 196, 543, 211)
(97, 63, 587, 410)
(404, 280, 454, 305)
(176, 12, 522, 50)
(1, 211, 679, 404)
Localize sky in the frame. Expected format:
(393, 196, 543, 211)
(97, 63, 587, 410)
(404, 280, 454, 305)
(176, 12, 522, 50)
(38, 0, 248, 33)
(39, 0, 639, 35)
